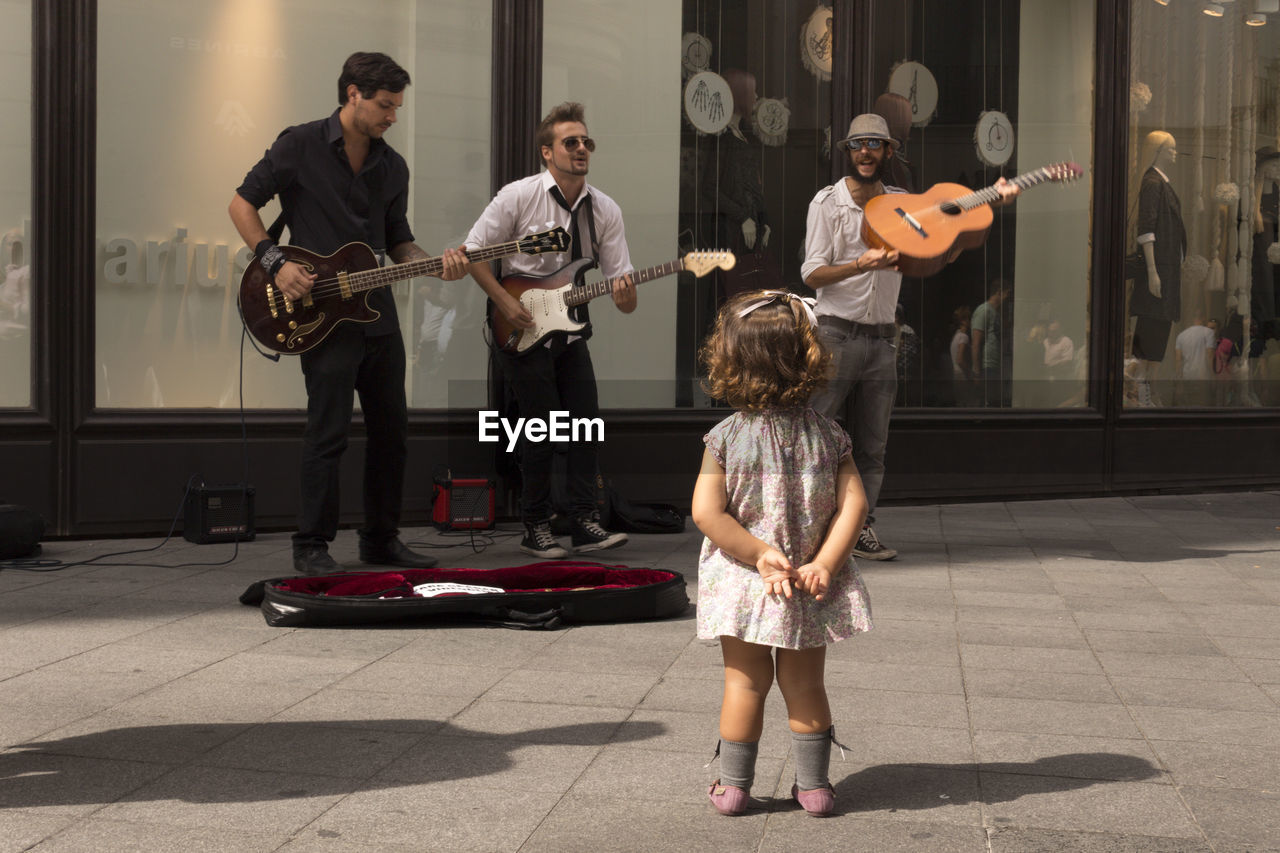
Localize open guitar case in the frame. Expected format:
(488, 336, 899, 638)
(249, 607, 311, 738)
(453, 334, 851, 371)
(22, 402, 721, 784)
(239, 560, 689, 630)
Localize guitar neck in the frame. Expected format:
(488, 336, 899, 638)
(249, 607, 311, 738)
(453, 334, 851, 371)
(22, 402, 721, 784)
(955, 166, 1064, 211)
(564, 259, 685, 307)
(345, 241, 522, 293)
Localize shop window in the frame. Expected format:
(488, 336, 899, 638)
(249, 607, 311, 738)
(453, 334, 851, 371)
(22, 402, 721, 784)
(869, 1, 1095, 409)
(1126, 0, 1280, 409)
(675, 0, 836, 407)
(94, 1, 490, 409)
(0, 0, 32, 408)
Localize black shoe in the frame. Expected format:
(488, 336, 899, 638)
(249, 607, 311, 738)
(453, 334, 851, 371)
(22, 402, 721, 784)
(359, 536, 437, 569)
(520, 521, 570, 560)
(571, 513, 627, 554)
(852, 525, 897, 561)
(293, 546, 339, 576)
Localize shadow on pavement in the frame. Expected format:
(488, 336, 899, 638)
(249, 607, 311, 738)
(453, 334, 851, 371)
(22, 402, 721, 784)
(831, 753, 1162, 813)
(0, 718, 666, 808)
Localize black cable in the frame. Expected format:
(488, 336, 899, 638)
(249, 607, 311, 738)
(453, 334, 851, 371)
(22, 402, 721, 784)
(0, 329, 263, 575)
(0, 473, 243, 572)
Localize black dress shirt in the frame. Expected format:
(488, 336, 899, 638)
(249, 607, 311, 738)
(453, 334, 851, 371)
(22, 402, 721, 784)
(236, 109, 414, 335)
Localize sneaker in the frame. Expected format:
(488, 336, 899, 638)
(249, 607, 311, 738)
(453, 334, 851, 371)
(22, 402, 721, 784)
(521, 521, 569, 560)
(571, 513, 628, 553)
(791, 783, 835, 817)
(708, 780, 749, 816)
(853, 525, 897, 560)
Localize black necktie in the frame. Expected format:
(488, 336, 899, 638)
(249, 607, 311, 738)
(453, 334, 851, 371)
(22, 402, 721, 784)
(549, 186, 594, 327)
(549, 185, 583, 261)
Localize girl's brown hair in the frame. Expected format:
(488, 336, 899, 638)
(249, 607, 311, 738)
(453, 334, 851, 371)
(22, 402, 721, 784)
(700, 290, 831, 410)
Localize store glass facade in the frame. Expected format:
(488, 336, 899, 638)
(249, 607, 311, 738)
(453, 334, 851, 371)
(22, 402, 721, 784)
(94, 0, 492, 409)
(543, 0, 1096, 410)
(867, 1, 1096, 409)
(1126, 0, 1280, 409)
(0, 0, 31, 408)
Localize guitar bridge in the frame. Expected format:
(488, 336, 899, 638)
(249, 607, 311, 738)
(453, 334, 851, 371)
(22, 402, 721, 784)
(894, 207, 928, 238)
(265, 283, 280, 319)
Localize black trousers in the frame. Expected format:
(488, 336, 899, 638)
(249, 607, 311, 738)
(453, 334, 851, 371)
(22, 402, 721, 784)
(494, 337, 600, 524)
(293, 325, 407, 551)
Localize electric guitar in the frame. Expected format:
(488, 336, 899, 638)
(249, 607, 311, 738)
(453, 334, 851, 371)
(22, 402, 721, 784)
(238, 227, 570, 355)
(861, 162, 1083, 278)
(490, 250, 736, 355)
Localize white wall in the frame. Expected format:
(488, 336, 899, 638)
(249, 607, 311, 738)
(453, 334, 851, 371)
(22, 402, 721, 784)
(543, 0, 683, 407)
(1012, 0, 1095, 406)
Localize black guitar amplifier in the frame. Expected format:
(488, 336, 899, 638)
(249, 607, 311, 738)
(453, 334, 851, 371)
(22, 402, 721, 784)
(431, 477, 495, 530)
(184, 484, 256, 544)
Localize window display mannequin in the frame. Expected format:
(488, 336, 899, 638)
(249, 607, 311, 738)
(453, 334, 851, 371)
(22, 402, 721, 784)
(1252, 146, 1280, 337)
(1128, 131, 1186, 407)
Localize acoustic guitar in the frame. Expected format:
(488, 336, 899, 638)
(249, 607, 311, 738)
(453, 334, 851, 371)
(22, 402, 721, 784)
(861, 162, 1083, 278)
(490, 250, 736, 355)
(238, 227, 570, 355)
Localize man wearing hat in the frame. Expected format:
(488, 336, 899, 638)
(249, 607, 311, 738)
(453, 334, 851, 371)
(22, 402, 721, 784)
(801, 113, 1018, 560)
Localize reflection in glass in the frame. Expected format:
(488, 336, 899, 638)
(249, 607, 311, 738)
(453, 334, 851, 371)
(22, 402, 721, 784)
(94, 1, 490, 409)
(0, 0, 32, 408)
(1127, 1, 1280, 408)
(869, 1, 1094, 409)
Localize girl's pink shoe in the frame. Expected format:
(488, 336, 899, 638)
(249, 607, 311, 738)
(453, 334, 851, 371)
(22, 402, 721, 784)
(708, 780, 749, 815)
(792, 783, 835, 816)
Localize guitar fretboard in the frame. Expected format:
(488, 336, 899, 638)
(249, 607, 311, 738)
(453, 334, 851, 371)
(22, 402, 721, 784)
(953, 165, 1072, 211)
(344, 241, 521, 293)
(564, 259, 686, 306)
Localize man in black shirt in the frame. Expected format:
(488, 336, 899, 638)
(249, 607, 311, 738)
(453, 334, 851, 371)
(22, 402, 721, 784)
(230, 51, 465, 575)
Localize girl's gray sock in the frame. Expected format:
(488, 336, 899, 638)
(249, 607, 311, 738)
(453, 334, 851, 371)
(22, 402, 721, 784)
(792, 728, 832, 790)
(717, 738, 759, 791)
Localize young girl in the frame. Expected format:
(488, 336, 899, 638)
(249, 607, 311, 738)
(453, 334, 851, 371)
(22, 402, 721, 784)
(692, 289, 873, 817)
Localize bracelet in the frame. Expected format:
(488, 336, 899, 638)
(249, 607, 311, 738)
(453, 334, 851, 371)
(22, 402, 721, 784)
(255, 239, 287, 278)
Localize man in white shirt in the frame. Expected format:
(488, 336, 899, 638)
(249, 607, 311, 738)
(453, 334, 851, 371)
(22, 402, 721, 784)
(465, 102, 635, 559)
(802, 114, 1017, 560)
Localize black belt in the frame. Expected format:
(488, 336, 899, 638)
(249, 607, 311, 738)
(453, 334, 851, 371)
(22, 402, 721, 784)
(817, 315, 896, 338)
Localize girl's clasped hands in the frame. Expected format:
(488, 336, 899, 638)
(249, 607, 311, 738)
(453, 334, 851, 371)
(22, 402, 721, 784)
(755, 548, 833, 601)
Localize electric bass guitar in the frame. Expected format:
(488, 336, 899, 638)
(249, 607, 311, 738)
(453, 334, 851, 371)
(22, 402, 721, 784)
(861, 161, 1083, 278)
(238, 227, 570, 355)
(490, 250, 736, 355)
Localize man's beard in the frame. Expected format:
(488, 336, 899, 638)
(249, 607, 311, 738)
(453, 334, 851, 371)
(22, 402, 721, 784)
(849, 157, 889, 185)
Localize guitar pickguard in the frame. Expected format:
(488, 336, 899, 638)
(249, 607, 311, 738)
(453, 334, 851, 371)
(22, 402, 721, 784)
(286, 314, 327, 350)
(517, 286, 586, 352)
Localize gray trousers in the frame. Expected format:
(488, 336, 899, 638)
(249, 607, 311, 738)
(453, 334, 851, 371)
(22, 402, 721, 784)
(809, 324, 897, 520)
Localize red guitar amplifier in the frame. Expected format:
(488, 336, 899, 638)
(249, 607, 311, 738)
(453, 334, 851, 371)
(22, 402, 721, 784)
(431, 477, 495, 530)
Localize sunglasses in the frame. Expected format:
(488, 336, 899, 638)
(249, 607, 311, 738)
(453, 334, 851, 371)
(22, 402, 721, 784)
(839, 138, 885, 152)
(559, 135, 596, 152)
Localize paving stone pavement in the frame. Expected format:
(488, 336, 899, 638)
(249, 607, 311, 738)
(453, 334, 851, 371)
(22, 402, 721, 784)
(0, 490, 1277, 852)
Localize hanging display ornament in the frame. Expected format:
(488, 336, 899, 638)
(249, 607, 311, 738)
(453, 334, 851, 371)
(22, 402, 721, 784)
(800, 5, 834, 81)
(752, 98, 791, 147)
(974, 110, 1015, 167)
(681, 32, 712, 79)
(1130, 81, 1152, 113)
(887, 60, 938, 128)
(683, 71, 733, 136)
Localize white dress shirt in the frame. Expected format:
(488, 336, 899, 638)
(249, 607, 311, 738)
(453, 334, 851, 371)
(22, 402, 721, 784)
(464, 170, 633, 280)
(801, 178, 905, 325)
